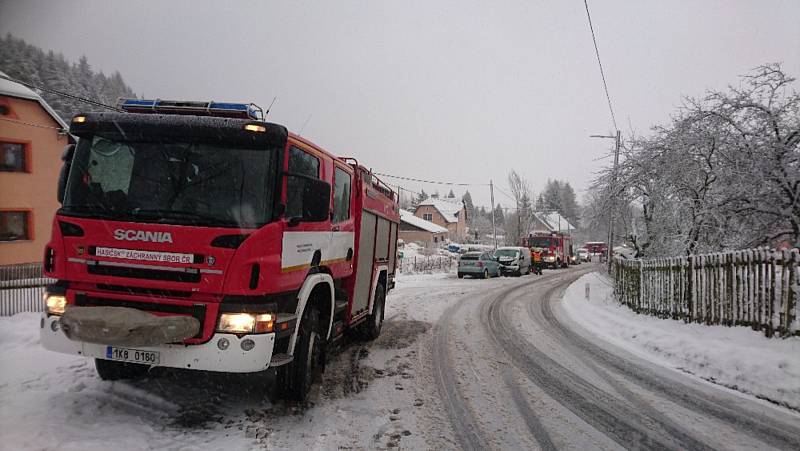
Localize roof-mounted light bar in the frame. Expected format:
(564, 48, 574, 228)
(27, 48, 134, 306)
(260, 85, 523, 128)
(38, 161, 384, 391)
(117, 98, 264, 120)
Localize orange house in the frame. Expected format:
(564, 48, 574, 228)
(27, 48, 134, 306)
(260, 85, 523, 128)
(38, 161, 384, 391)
(0, 72, 70, 265)
(413, 198, 467, 242)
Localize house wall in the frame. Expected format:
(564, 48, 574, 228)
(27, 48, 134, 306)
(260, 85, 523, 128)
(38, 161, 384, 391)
(0, 96, 68, 265)
(398, 229, 447, 248)
(414, 204, 467, 242)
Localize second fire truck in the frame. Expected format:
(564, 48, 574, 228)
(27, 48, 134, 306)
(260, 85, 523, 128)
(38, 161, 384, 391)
(524, 231, 573, 269)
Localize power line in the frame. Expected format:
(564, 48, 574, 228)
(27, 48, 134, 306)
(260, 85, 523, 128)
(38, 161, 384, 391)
(493, 185, 517, 204)
(583, 0, 618, 131)
(0, 116, 65, 131)
(375, 171, 487, 187)
(0, 73, 123, 112)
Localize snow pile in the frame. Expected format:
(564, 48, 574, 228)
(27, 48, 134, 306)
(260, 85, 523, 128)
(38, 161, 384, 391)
(0, 273, 485, 450)
(561, 273, 800, 411)
(398, 242, 456, 275)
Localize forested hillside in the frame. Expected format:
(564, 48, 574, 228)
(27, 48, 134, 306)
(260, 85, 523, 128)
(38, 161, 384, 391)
(0, 34, 137, 121)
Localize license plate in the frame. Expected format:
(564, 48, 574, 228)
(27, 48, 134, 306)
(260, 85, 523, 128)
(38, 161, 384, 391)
(106, 346, 160, 365)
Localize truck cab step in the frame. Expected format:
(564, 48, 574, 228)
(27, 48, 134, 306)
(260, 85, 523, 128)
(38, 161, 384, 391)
(269, 353, 293, 367)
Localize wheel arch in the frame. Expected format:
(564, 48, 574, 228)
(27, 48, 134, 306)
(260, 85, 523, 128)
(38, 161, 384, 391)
(367, 265, 389, 315)
(289, 273, 335, 355)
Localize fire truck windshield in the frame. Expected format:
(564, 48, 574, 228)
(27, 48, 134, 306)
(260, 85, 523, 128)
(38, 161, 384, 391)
(528, 236, 555, 248)
(62, 134, 279, 228)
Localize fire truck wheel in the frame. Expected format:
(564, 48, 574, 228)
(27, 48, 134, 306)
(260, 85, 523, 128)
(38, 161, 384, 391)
(361, 283, 385, 340)
(94, 358, 149, 380)
(285, 306, 322, 402)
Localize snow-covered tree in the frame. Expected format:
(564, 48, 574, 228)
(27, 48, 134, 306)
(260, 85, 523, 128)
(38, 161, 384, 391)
(591, 63, 800, 257)
(0, 34, 137, 121)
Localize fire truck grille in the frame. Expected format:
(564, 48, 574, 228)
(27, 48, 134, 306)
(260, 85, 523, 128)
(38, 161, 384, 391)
(87, 263, 201, 283)
(96, 284, 193, 298)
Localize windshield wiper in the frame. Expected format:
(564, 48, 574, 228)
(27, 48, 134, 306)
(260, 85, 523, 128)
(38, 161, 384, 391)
(130, 209, 238, 226)
(60, 205, 117, 219)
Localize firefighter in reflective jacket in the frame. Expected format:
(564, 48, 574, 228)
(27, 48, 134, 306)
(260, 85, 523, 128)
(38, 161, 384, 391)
(531, 249, 544, 275)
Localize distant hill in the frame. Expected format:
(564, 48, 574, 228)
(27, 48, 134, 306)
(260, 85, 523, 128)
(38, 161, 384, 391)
(0, 33, 137, 121)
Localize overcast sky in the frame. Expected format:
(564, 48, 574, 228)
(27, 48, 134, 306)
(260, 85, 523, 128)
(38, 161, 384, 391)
(1, 0, 798, 209)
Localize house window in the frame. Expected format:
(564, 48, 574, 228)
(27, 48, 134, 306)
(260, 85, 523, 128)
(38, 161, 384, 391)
(0, 211, 31, 241)
(286, 146, 320, 218)
(423, 213, 432, 221)
(1, 142, 26, 172)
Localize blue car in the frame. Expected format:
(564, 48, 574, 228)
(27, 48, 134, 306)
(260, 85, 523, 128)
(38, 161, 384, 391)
(457, 251, 501, 279)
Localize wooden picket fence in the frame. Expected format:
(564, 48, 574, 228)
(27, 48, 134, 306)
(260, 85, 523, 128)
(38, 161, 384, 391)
(613, 248, 799, 337)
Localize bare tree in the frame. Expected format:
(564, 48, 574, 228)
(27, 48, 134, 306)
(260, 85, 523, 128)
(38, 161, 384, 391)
(589, 64, 800, 257)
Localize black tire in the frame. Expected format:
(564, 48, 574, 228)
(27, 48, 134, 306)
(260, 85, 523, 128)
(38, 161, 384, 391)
(94, 358, 149, 380)
(285, 307, 322, 402)
(362, 284, 386, 340)
(482, 269, 489, 279)
(457, 273, 464, 279)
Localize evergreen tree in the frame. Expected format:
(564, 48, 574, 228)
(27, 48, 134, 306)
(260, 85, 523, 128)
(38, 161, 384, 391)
(447, 189, 455, 198)
(535, 193, 546, 212)
(412, 189, 429, 207)
(462, 191, 475, 225)
(494, 204, 505, 227)
(0, 34, 138, 121)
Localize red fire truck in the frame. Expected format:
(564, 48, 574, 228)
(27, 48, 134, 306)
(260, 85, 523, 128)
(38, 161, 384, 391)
(585, 241, 608, 257)
(39, 99, 400, 401)
(524, 231, 573, 269)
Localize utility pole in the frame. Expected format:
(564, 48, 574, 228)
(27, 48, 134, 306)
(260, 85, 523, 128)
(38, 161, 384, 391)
(590, 130, 621, 272)
(490, 180, 497, 249)
(608, 130, 620, 271)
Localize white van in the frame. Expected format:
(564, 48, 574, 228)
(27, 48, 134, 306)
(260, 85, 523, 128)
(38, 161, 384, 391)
(494, 246, 532, 276)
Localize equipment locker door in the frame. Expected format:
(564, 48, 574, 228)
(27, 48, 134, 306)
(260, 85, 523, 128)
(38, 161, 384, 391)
(351, 211, 376, 315)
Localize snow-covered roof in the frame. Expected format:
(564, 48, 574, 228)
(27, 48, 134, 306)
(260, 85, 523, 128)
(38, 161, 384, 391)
(416, 198, 464, 223)
(0, 71, 67, 130)
(532, 211, 575, 233)
(400, 209, 449, 234)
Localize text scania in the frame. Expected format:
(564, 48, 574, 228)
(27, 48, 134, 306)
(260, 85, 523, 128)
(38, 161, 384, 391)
(113, 229, 174, 243)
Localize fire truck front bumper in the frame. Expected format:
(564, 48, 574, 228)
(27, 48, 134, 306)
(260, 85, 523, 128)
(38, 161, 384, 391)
(40, 314, 275, 373)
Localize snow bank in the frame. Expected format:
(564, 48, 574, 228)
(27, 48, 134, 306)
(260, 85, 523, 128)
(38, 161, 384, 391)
(0, 273, 485, 450)
(561, 272, 800, 411)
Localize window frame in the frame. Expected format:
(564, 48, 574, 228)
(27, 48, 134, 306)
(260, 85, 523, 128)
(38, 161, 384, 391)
(332, 164, 352, 224)
(284, 145, 322, 220)
(423, 213, 433, 221)
(0, 209, 33, 242)
(0, 139, 31, 173)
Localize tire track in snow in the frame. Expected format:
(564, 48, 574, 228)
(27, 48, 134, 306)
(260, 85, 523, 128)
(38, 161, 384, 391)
(484, 269, 701, 450)
(538, 273, 800, 450)
(431, 298, 489, 451)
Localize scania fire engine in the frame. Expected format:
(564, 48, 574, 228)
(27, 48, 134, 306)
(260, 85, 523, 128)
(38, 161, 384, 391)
(39, 99, 400, 401)
(524, 231, 573, 269)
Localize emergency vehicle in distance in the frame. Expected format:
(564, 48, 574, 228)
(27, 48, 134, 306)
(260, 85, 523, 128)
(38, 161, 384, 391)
(584, 241, 608, 257)
(524, 231, 573, 269)
(40, 99, 400, 401)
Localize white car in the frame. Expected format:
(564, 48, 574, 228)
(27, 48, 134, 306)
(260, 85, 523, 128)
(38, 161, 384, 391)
(494, 246, 532, 276)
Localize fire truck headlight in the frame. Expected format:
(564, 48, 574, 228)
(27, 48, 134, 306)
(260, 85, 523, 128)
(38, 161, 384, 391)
(44, 294, 67, 315)
(218, 312, 274, 334)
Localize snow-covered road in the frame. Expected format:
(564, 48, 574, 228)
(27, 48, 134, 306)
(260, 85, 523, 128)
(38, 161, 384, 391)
(2, 265, 799, 450)
(428, 265, 800, 450)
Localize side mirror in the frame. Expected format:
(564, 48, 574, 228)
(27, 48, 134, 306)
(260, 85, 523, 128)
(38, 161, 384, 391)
(57, 144, 75, 204)
(300, 177, 331, 222)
